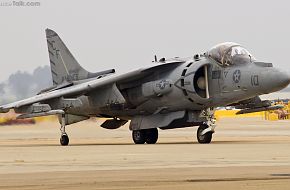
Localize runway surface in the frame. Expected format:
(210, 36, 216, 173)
(0, 118, 289, 190)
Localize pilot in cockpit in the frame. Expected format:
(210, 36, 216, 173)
(206, 42, 255, 66)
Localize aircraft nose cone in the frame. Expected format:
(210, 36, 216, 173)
(274, 70, 290, 90)
(261, 68, 290, 94)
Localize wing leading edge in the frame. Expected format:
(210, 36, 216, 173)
(0, 61, 183, 113)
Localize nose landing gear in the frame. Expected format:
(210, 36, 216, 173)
(197, 108, 216, 144)
(197, 124, 213, 144)
(60, 134, 69, 146)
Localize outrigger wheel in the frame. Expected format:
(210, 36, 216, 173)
(59, 113, 69, 146)
(60, 134, 69, 146)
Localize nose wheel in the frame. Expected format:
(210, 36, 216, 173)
(197, 124, 213, 144)
(196, 108, 216, 144)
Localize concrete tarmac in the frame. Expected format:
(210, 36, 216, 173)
(0, 118, 289, 190)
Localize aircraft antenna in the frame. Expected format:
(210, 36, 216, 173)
(154, 55, 157, 62)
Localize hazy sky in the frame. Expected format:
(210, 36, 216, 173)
(0, 0, 289, 82)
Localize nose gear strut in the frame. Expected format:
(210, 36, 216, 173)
(197, 108, 216, 144)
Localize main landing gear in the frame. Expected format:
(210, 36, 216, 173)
(131, 109, 216, 145)
(132, 128, 158, 144)
(60, 114, 69, 146)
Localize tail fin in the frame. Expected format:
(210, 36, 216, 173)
(46, 29, 91, 85)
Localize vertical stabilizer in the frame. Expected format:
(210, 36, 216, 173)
(46, 29, 90, 85)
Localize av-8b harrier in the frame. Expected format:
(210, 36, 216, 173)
(0, 29, 289, 146)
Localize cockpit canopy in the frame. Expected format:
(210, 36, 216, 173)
(206, 42, 255, 66)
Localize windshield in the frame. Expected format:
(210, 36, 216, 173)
(206, 42, 255, 66)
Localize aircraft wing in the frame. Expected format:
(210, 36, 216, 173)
(0, 61, 183, 112)
(230, 96, 284, 114)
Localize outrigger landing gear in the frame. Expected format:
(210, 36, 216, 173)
(60, 134, 69, 146)
(59, 114, 69, 146)
(197, 108, 216, 144)
(132, 128, 158, 144)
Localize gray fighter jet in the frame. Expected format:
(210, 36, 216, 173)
(0, 29, 289, 146)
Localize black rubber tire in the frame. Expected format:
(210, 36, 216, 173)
(60, 134, 69, 146)
(145, 128, 158, 144)
(132, 130, 146, 144)
(197, 124, 212, 144)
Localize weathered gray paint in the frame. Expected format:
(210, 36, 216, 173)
(0, 29, 289, 132)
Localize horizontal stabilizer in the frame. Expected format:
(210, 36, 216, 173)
(17, 110, 65, 119)
(88, 69, 115, 79)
